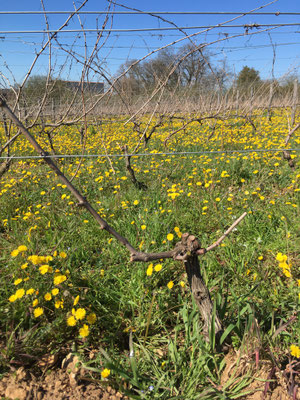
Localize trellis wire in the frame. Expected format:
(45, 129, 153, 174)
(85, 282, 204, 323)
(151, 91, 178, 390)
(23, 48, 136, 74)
(1, 148, 299, 160)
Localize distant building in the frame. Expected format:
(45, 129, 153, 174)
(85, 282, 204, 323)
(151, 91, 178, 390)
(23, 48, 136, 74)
(63, 81, 104, 94)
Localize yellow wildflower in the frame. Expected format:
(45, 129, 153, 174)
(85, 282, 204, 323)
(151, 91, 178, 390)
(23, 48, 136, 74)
(79, 324, 89, 338)
(9, 294, 17, 302)
(44, 293, 52, 301)
(11, 249, 19, 257)
(34, 307, 44, 318)
(101, 368, 111, 378)
(290, 345, 300, 358)
(18, 245, 27, 252)
(86, 313, 97, 324)
(75, 308, 86, 320)
(67, 316, 77, 327)
(73, 295, 80, 306)
(146, 264, 153, 276)
(167, 281, 174, 290)
(15, 288, 25, 299)
(154, 264, 162, 272)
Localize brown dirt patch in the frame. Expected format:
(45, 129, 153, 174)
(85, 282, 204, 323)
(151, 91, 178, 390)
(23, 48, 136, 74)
(220, 350, 299, 399)
(0, 367, 128, 400)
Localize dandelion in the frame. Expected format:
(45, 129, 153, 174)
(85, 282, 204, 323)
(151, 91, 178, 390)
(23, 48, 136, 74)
(26, 288, 35, 295)
(14, 278, 22, 286)
(15, 288, 25, 299)
(55, 299, 64, 309)
(86, 313, 97, 324)
(167, 233, 174, 241)
(154, 264, 162, 272)
(53, 274, 67, 285)
(73, 295, 80, 306)
(59, 251, 67, 258)
(39, 264, 49, 275)
(51, 288, 59, 296)
(21, 263, 28, 270)
(258, 256, 263, 260)
(34, 307, 44, 318)
(179, 281, 185, 288)
(100, 269, 105, 277)
(133, 200, 139, 205)
(18, 245, 28, 252)
(141, 225, 146, 230)
(75, 308, 86, 320)
(101, 368, 111, 378)
(79, 324, 89, 338)
(67, 316, 77, 327)
(276, 253, 287, 262)
(167, 281, 174, 290)
(11, 249, 19, 257)
(290, 345, 300, 358)
(32, 299, 39, 307)
(9, 294, 17, 302)
(146, 264, 153, 276)
(44, 293, 52, 301)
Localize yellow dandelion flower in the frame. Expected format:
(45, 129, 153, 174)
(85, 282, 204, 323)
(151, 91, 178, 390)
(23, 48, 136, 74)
(167, 281, 174, 290)
(75, 308, 86, 320)
(44, 293, 52, 301)
(290, 345, 300, 358)
(32, 299, 39, 307)
(146, 264, 153, 276)
(51, 288, 59, 296)
(79, 324, 89, 338)
(39, 264, 49, 275)
(141, 225, 146, 230)
(17, 245, 27, 252)
(167, 233, 174, 241)
(55, 299, 64, 309)
(86, 313, 97, 324)
(154, 264, 162, 272)
(26, 288, 35, 295)
(34, 307, 44, 318)
(101, 368, 111, 378)
(73, 295, 80, 306)
(179, 281, 185, 288)
(133, 200, 139, 205)
(59, 251, 67, 258)
(14, 278, 22, 286)
(67, 316, 77, 327)
(15, 288, 25, 299)
(11, 249, 19, 257)
(53, 274, 67, 285)
(9, 294, 17, 302)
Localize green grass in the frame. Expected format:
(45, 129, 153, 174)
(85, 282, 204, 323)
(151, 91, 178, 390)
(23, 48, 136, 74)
(0, 114, 299, 398)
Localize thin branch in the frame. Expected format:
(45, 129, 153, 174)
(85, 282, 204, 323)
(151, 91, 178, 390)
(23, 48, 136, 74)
(285, 122, 300, 146)
(205, 212, 247, 253)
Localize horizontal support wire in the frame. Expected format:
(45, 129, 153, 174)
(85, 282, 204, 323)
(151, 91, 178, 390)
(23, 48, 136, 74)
(0, 11, 299, 15)
(1, 148, 299, 160)
(0, 23, 299, 34)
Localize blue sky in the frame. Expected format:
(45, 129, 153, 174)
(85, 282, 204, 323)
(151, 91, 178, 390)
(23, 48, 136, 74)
(0, 0, 299, 86)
